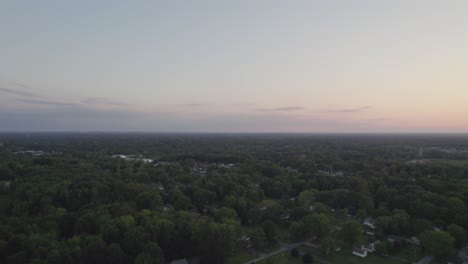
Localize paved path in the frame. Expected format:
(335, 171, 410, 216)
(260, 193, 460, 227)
(242, 240, 331, 264)
(412, 256, 432, 264)
(242, 240, 308, 264)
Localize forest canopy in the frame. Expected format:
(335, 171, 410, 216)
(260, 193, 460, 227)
(0, 133, 467, 264)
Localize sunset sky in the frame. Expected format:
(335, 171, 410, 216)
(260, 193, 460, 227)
(1, 1, 467, 132)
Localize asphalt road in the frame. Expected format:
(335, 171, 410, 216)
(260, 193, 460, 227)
(413, 256, 433, 264)
(242, 241, 308, 264)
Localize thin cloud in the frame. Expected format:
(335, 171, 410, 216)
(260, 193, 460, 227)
(183, 103, 207, 107)
(17, 98, 76, 107)
(256, 106, 305, 112)
(230, 102, 255, 107)
(81, 97, 128, 106)
(0, 87, 38, 97)
(0, 106, 164, 131)
(325, 106, 372, 113)
(368, 117, 391, 122)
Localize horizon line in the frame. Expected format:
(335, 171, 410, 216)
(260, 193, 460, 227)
(1, 131, 468, 135)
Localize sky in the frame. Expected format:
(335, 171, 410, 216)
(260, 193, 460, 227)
(1, 0, 467, 133)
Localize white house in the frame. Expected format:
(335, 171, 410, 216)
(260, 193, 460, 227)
(387, 235, 405, 242)
(353, 248, 367, 257)
(170, 259, 189, 264)
(409, 237, 420, 245)
(362, 243, 376, 253)
(363, 218, 375, 229)
(1, 181, 11, 190)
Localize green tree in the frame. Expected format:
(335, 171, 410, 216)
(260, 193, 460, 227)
(135, 253, 153, 264)
(140, 243, 164, 264)
(195, 218, 237, 264)
(121, 227, 147, 257)
(420, 230, 455, 261)
(412, 218, 433, 235)
(447, 224, 465, 249)
(107, 243, 126, 264)
(250, 228, 266, 250)
(135, 191, 162, 210)
(290, 207, 309, 221)
(320, 236, 335, 256)
(81, 237, 108, 264)
(262, 220, 276, 244)
(289, 221, 305, 241)
(355, 209, 367, 221)
(214, 207, 238, 223)
(374, 242, 388, 256)
(174, 195, 192, 210)
(304, 213, 330, 240)
(339, 221, 362, 247)
(297, 189, 316, 207)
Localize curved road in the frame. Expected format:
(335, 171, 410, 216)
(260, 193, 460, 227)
(413, 256, 432, 264)
(243, 241, 306, 264)
(242, 241, 430, 264)
(243, 240, 329, 264)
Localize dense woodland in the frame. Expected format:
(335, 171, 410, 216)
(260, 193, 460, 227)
(0, 133, 467, 264)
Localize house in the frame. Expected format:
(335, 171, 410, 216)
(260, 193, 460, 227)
(238, 235, 250, 242)
(363, 218, 375, 229)
(238, 235, 252, 248)
(170, 259, 189, 264)
(154, 161, 177, 167)
(14, 150, 46, 156)
(335, 171, 344, 176)
(1, 181, 11, 190)
(112, 154, 130, 159)
(409, 236, 420, 245)
(458, 247, 468, 264)
(280, 214, 291, 222)
(163, 204, 174, 211)
(387, 235, 405, 242)
(362, 243, 376, 253)
(353, 248, 367, 257)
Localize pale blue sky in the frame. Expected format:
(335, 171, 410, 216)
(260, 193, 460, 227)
(1, 1, 467, 132)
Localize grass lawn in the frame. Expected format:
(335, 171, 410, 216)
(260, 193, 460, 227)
(297, 245, 411, 264)
(327, 253, 410, 264)
(254, 250, 409, 264)
(392, 244, 421, 262)
(0, 194, 9, 212)
(226, 249, 254, 264)
(275, 225, 290, 243)
(249, 244, 416, 264)
(263, 243, 281, 254)
(255, 252, 303, 264)
(226, 242, 280, 264)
